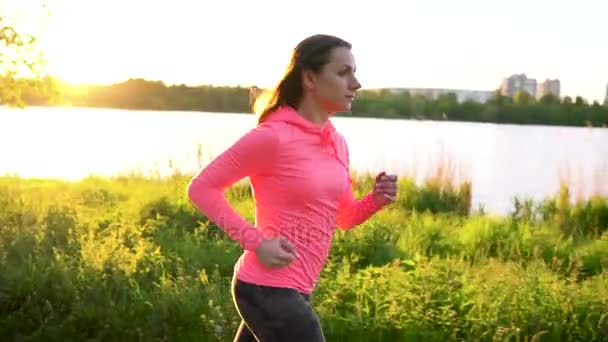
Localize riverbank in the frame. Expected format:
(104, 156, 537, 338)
(1, 172, 606, 341)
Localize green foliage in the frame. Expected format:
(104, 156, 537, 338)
(0, 15, 59, 107)
(1, 171, 607, 341)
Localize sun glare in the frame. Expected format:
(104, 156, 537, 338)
(0, 0, 151, 85)
(2, 0, 292, 88)
(37, 1, 129, 85)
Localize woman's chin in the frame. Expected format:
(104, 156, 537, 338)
(336, 103, 352, 113)
(324, 101, 352, 114)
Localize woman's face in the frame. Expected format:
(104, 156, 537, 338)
(306, 46, 362, 113)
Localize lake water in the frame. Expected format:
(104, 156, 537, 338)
(1, 106, 607, 215)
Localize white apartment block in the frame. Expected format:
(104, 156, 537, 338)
(536, 79, 561, 99)
(500, 73, 537, 98)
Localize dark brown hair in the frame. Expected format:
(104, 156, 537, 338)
(253, 34, 352, 124)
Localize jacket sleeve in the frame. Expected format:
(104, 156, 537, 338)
(335, 139, 385, 230)
(187, 123, 278, 251)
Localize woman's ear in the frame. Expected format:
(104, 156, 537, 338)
(302, 70, 316, 91)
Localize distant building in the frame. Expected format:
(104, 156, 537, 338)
(605, 82, 608, 104)
(523, 79, 537, 97)
(500, 73, 537, 98)
(536, 79, 561, 99)
(376, 87, 493, 103)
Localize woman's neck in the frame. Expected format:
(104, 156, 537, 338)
(296, 96, 332, 127)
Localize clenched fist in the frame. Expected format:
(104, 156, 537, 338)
(373, 171, 398, 205)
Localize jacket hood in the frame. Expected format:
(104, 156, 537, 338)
(264, 105, 334, 133)
(263, 105, 347, 169)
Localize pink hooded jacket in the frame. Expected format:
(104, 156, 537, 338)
(187, 106, 385, 294)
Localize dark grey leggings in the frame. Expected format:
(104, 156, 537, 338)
(231, 276, 326, 342)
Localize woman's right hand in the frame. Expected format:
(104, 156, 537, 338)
(255, 237, 298, 268)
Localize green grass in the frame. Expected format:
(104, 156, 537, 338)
(0, 172, 606, 341)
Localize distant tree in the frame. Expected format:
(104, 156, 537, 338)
(487, 89, 505, 106)
(1, 10, 56, 107)
(513, 90, 533, 105)
(435, 93, 458, 117)
(575, 96, 587, 106)
(539, 93, 560, 105)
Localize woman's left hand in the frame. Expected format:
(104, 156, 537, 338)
(373, 171, 398, 205)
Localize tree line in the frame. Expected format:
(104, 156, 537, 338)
(350, 88, 608, 127)
(18, 78, 606, 127)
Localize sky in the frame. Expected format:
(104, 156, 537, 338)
(2, 0, 607, 102)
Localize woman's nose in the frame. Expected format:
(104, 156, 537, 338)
(351, 77, 361, 91)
